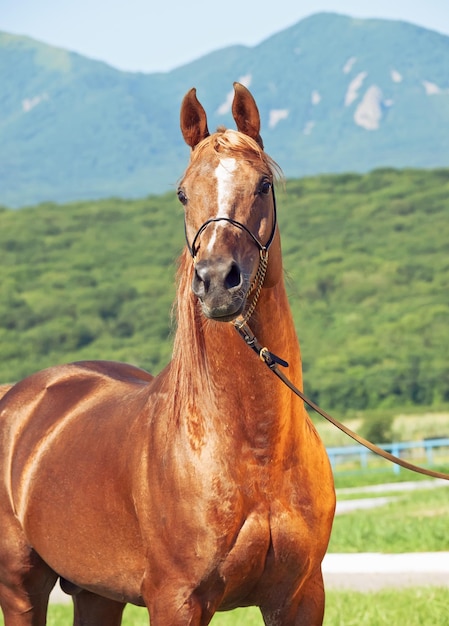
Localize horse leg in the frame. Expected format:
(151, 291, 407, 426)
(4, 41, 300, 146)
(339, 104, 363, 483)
(143, 580, 218, 626)
(292, 569, 326, 626)
(0, 522, 57, 626)
(72, 589, 125, 626)
(148, 598, 211, 626)
(261, 569, 326, 626)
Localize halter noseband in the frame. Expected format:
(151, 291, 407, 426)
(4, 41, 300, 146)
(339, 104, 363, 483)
(185, 185, 277, 260)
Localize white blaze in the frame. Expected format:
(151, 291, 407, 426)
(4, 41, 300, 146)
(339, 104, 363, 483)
(207, 157, 237, 251)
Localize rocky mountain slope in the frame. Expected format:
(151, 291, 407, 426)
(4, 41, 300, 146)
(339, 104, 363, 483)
(1, 13, 449, 207)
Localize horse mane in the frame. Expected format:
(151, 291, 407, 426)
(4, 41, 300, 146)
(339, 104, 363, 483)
(167, 249, 213, 426)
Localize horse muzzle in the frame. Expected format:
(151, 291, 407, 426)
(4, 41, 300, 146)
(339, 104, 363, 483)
(192, 257, 248, 321)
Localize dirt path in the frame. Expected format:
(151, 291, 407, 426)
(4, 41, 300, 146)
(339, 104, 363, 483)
(323, 552, 449, 591)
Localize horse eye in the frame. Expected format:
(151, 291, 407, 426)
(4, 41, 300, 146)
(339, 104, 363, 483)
(177, 189, 188, 205)
(259, 179, 272, 195)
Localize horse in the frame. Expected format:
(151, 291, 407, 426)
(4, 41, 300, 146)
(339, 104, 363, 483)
(0, 83, 335, 626)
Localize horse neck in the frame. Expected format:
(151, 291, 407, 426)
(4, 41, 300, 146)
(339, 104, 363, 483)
(248, 271, 303, 383)
(168, 250, 305, 451)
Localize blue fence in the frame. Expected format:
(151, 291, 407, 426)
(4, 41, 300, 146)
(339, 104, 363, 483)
(327, 437, 449, 474)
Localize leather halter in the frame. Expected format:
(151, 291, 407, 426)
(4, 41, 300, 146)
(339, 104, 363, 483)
(185, 186, 277, 323)
(185, 185, 277, 259)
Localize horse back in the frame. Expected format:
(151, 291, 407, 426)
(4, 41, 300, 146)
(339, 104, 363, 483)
(0, 360, 154, 512)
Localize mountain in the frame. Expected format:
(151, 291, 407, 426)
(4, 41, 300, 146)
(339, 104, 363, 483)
(1, 13, 449, 207)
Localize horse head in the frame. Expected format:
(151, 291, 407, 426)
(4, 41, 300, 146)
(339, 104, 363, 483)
(179, 83, 281, 322)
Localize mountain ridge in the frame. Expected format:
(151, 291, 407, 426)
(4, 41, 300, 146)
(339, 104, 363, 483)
(1, 12, 449, 207)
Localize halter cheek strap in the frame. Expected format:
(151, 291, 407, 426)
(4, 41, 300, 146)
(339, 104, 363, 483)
(238, 249, 269, 324)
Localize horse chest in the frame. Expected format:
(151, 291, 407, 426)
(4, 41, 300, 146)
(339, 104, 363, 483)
(217, 501, 315, 608)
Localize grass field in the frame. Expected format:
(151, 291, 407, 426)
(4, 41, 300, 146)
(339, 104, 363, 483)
(3, 588, 448, 626)
(333, 464, 449, 489)
(330, 482, 449, 552)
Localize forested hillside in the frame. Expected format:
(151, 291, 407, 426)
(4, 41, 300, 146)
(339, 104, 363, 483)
(1, 168, 448, 413)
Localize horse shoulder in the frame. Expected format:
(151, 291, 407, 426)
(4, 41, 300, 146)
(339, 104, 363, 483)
(0, 360, 155, 491)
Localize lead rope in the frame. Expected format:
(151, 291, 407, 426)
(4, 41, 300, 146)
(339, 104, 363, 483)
(233, 319, 449, 481)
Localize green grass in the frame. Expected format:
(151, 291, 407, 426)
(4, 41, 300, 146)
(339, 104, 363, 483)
(3, 589, 449, 625)
(333, 465, 449, 489)
(330, 485, 449, 553)
(324, 588, 449, 626)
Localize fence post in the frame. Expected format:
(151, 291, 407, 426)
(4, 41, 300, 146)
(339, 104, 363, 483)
(425, 440, 433, 465)
(390, 442, 400, 474)
(360, 449, 368, 469)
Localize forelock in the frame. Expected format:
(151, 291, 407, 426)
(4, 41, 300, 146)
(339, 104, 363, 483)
(189, 128, 282, 180)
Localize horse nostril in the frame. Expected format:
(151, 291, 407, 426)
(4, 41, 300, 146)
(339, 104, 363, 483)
(224, 262, 242, 290)
(192, 259, 242, 299)
(193, 263, 210, 296)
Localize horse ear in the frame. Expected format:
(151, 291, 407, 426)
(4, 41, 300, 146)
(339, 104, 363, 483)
(180, 88, 210, 149)
(232, 82, 264, 149)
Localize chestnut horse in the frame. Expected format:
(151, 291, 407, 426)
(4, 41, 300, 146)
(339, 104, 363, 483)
(0, 83, 335, 625)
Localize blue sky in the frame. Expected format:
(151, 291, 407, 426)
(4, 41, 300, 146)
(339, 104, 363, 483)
(1, 0, 449, 73)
